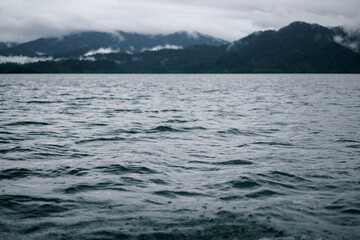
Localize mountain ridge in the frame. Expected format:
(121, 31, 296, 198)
(0, 30, 228, 58)
(1, 21, 360, 73)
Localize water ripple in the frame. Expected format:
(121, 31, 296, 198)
(4, 121, 51, 126)
(0, 74, 359, 240)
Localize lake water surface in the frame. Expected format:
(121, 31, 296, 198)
(0, 74, 359, 239)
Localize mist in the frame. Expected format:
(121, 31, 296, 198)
(0, 0, 359, 42)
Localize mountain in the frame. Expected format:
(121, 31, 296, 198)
(0, 31, 228, 58)
(0, 43, 9, 51)
(214, 21, 360, 72)
(0, 42, 17, 51)
(1, 21, 360, 73)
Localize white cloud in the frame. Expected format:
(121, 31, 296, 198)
(334, 35, 359, 52)
(0, 54, 102, 64)
(0, 55, 54, 64)
(141, 45, 183, 52)
(84, 47, 120, 56)
(111, 32, 125, 42)
(0, 0, 359, 42)
(78, 56, 96, 61)
(184, 31, 200, 39)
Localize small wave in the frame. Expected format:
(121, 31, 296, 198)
(151, 126, 183, 132)
(66, 102, 90, 107)
(214, 159, 254, 165)
(182, 126, 207, 131)
(48, 167, 88, 177)
(153, 190, 205, 198)
(273, 122, 289, 126)
(4, 121, 51, 126)
(22, 222, 59, 234)
(63, 182, 126, 194)
(160, 109, 183, 112)
(335, 139, 359, 143)
(121, 176, 144, 186)
(0, 167, 90, 180)
(83, 231, 130, 239)
(0, 168, 40, 180)
(245, 189, 284, 199)
(341, 209, 360, 215)
(0, 146, 33, 154)
(113, 128, 141, 134)
(252, 141, 294, 146)
(231, 179, 260, 189)
(173, 208, 197, 213)
(261, 179, 295, 189)
(0, 194, 54, 204)
(0, 194, 69, 217)
(345, 144, 360, 148)
(87, 123, 109, 126)
(220, 195, 244, 201)
(165, 119, 189, 123)
(258, 128, 280, 134)
(188, 160, 209, 164)
(217, 128, 258, 136)
(307, 174, 334, 179)
(113, 108, 142, 113)
(189, 154, 215, 159)
(270, 171, 311, 182)
(0, 131, 13, 134)
(143, 199, 166, 205)
(152, 190, 175, 198)
(27, 130, 59, 136)
(32, 152, 68, 158)
(325, 205, 345, 210)
(146, 110, 160, 113)
(96, 164, 157, 175)
(74, 97, 99, 100)
(76, 136, 125, 144)
(150, 179, 168, 185)
(203, 89, 221, 93)
(237, 144, 249, 148)
(25, 100, 63, 104)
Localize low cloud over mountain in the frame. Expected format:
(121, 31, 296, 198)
(1, 22, 359, 73)
(0, 31, 228, 61)
(0, 0, 359, 43)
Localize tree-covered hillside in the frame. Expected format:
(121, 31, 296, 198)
(1, 22, 360, 73)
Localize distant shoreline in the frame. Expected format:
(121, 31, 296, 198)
(1, 72, 360, 74)
(1, 22, 360, 74)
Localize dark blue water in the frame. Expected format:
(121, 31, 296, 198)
(0, 74, 359, 240)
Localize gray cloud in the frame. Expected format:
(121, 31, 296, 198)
(0, 0, 359, 42)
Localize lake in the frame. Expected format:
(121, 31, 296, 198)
(0, 74, 359, 239)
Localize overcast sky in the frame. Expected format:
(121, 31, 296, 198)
(1, 0, 359, 43)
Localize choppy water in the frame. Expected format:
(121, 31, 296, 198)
(0, 74, 359, 240)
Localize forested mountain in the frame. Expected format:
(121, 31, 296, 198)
(1, 22, 360, 73)
(0, 42, 17, 51)
(214, 22, 360, 72)
(0, 31, 228, 58)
